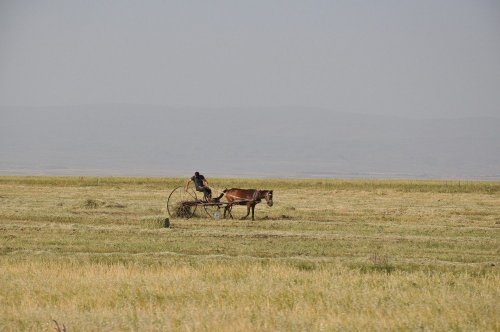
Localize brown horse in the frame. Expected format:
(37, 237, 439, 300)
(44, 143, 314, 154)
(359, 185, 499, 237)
(223, 188, 273, 221)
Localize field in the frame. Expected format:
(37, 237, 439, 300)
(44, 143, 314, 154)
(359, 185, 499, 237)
(0, 176, 499, 331)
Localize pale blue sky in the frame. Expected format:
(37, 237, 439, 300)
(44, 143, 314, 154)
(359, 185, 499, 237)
(1, 0, 499, 118)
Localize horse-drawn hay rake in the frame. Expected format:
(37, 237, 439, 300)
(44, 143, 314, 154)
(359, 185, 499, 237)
(166, 186, 250, 220)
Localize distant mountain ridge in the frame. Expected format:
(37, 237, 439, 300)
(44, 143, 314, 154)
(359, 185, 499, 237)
(1, 105, 499, 179)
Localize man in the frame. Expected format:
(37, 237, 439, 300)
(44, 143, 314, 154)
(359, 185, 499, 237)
(186, 171, 212, 201)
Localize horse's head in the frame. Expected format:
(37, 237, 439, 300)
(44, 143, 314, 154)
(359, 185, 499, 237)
(261, 190, 273, 207)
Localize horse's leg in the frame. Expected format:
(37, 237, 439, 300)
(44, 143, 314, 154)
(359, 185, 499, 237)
(241, 203, 250, 220)
(224, 205, 233, 219)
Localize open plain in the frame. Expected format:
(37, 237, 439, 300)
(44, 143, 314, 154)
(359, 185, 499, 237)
(0, 177, 499, 331)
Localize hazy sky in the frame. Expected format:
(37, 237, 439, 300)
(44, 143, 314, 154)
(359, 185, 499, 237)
(1, 0, 500, 118)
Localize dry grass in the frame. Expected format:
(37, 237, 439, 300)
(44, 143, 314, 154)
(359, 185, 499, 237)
(0, 176, 499, 331)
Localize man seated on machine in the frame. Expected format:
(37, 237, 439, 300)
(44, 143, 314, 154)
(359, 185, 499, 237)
(186, 171, 212, 201)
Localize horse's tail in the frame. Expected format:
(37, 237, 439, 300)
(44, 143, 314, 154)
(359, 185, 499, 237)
(213, 188, 228, 201)
(212, 193, 224, 201)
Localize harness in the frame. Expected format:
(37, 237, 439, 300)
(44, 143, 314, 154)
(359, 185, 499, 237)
(225, 190, 261, 203)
